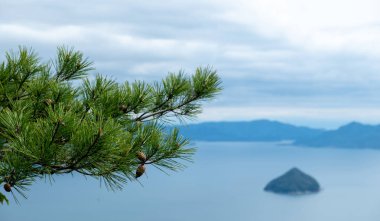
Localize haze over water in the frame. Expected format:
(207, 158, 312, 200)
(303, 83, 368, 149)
(2, 142, 380, 221)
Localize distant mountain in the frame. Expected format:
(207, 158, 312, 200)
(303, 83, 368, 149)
(175, 120, 325, 142)
(294, 122, 380, 149)
(175, 120, 380, 149)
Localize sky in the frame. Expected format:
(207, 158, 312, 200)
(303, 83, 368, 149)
(1, 0, 380, 128)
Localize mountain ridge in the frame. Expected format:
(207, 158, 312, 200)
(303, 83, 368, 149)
(174, 120, 380, 149)
(294, 121, 380, 148)
(175, 119, 325, 142)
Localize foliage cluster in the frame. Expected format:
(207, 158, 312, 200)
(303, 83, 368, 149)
(0, 47, 221, 204)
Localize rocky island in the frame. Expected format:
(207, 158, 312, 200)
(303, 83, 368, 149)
(264, 167, 320, 194)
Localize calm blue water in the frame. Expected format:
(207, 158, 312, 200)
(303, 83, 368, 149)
(2, 142, 380, 221)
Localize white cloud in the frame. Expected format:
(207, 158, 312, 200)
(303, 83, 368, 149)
(221, 0, 380, 55)
(0, 24, 85, 44)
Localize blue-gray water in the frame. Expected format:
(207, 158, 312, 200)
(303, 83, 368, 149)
(2, 142, 380, 221)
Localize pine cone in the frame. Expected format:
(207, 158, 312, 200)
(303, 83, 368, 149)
(98, 128, 103, 136)
(3, 183, 11, 192)
(119, 104, 128, 112)
(136, 151, 146, 163)
(44, 99, 54, 105)
(135, 164, 146, 178)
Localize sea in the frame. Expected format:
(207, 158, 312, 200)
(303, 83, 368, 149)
(2, 141, 380, 221)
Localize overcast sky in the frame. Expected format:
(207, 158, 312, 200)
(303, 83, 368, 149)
(1, 0, 380, 128)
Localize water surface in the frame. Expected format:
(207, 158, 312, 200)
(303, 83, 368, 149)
(2, 142, 380, 221)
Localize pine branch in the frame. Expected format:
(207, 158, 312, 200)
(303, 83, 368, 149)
(0, 47, 222, 202)
(71, 128, 103, 168)
(135, 94, 201, 121)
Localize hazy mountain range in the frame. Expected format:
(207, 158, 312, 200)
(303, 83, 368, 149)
(175, 120, 380, 149)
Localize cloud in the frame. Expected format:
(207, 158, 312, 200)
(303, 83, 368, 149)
(221, 0, 380, 55)
(1, 0, 380, 127)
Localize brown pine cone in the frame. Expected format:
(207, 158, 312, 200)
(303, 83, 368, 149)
(136, 151, 147, 163)
(3, 183, 11, 192)
(135, 164, 146, 178)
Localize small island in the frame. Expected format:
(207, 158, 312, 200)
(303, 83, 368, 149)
(264, 167, 320, 194)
